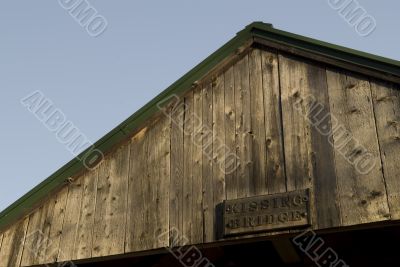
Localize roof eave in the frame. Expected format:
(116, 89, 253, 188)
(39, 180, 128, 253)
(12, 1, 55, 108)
(1, 22, 399, 233)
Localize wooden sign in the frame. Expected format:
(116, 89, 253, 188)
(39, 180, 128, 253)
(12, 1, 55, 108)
(222, 189, 310, 236)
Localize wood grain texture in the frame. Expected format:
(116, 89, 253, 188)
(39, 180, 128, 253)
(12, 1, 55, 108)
(234, 55, 252, 199)
(202, 82, 214, 243)
(42, 186, 69, 265)
(20, 208, 43, 266)
(21, 198, 55, 266)
(370, 80, 400, 220)
(326, 69, 390, 226)
(212, 73, 226, 240)
(224, 65, 237, 200)
(0, 217, 29, 267)
(73, 170, 98, 260)
(279, 54, 330, 230)
(249, 49, 267, 196)
(58, 176, 84, 261)
(34, 196, 58, 265)
(2, 46, 400, 266)
(158, 116, 171, 248)
(183, 91, 194, 243)
(306, 62, 341, 229)
(126, 117, 170, 252)
(152, 116, 170, 249)
(260, 49, 286, 195)
(278, 54, 314, 192)
(125, 127, 148, 252)
(35, 201, 56, 265)
(169, 98, 185, 246)
(92, 144, 130, 257)
(192, 87, 204, 244)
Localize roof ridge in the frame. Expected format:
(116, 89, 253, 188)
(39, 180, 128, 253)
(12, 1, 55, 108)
(1, 21, 399, 232)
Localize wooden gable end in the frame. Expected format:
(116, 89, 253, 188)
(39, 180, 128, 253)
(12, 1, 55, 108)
(1, 44, 400, 267)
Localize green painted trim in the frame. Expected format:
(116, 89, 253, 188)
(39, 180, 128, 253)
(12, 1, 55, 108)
(248, 21, 400, 77)
(1, 22, 399, 232)
(0, 25, 252, 232)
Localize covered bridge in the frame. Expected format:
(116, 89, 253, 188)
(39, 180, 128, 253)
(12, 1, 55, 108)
(1, 22, 400, 266)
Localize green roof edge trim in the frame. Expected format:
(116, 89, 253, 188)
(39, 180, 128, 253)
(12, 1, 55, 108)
(1, 22, 399, 232)
(0, 23, 253, 231)
(248, 21, 400, 78)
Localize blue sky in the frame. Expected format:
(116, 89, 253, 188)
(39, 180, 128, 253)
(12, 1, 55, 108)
(0, 0, 399, 211)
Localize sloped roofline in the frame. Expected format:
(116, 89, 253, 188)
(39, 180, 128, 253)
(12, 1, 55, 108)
(1, 22, 399, 232)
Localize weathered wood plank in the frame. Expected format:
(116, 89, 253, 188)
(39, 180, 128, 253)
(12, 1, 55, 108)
(169, 98, 185, 246)
(125, 127, 148, 252)
(92, 144, 130, 257)
(73, 170, 98, 260)
(202, 82, 214, 243)
(234, 55, 252, 199)
(153, 116, 170, 248)
(278, 54, 314, 192)
(144, 117, 170, 249)
(183, 91, 194, 243)
(58, 176, 84, 261)
(278, 54, 323, 231)
(326, 69, 390, 226)
(20, 209, 43, 266)
(224, 65, 237, 200)
(212, 73, 226, 240)
(126, 117, 170, 251)
(21, 198, 55, 266)
(370, 80, 400, 220)
(42, 186, 69, 264)
(260, 49, 286, 195)
(34, 197, 57, 265)
(249, 49, 267, 196)
(0, 217, 29, 267)
(255, 37, 400, 85)
(306, 62, 341, 229)
(192, 87, 204, 244)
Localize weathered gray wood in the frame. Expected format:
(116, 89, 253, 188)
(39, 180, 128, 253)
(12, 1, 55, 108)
(126, 117, 170, 252)
(92, 144, 130, 257)
(260, 49, 286, 195)
(192, 87, 204, 244)
(21, 198, 55, 266)
(34, 197, 57, 265)
(202, 82, 214, 243)
(3, 44, 400, 267)
(254, 38, 400, 85)
(326, 69, 390, 226)
(146, 117, 170, 249)
(234, 55, 252, 199)
(306, 62, 341, 229)
(0, 217, 29, 267)
(126, 127, 148, 252)
(249, 49, 267, 196)
(169, 98, 185, 246)
(154, 116, 171, 248)
(58, 176, 84, 261)
(224, 65, 237, 200)
(183, 90, 194, 243)
(73, 170, 98, 260)
(278, 54, 314, 192)
(370, 80, 400, 220)
(20, 208, 43, 266)
(212, 73, 226, 240)
(278, 54, 322, 231)
(42, 187, 69, 264)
